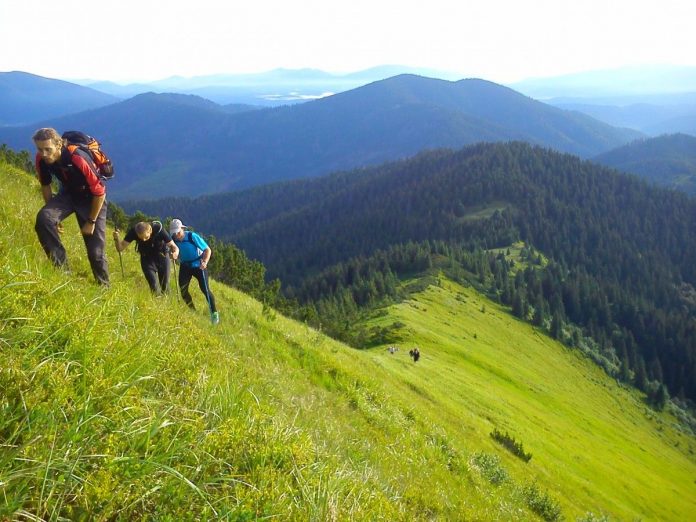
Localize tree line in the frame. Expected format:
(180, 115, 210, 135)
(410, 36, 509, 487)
(0, 145, 33, 173)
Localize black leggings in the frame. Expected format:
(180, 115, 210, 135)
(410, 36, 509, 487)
(179, 264, 217, 312)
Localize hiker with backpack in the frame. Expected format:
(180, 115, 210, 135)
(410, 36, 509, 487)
(32, 128, 112, 285)
(113, 221, 179, 295)
(169, 219, 220, 324)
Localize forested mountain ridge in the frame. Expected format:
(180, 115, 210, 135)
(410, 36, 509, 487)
(593, 133, 696, 194)
(0, 74, 641, 200)
(127, 141, 696, 286)
(127, 142, 696, 404)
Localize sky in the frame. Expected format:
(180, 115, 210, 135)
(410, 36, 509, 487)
(1, 0, 694, 84)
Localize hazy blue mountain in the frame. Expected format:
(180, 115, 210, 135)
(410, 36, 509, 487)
(593, 133, 696, 194)
(0, 91, 232, 175)
(78, 72, 341, 105)
(0, 74, 641, 201)
(75, 66, 464, 105)
(548, 93, 696, 135)
(547, 91, 696, 106)
(643, 113, 696, 137)
(341, 65, 463, 81)
(221, 103, 264, 115)
(75, 80, 158, 99)
(510, 65, 696, 99)
(0, 71, 119, 125)
(79, 81, 296, 106)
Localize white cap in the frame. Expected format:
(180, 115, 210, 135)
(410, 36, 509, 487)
(169, 218, 187, 235)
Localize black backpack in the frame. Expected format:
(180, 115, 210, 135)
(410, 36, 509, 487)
(62, 130, 114, 181)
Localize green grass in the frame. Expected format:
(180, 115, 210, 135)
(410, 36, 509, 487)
(457, 201, 510, 223)
(489, 240, 548, 271)
(2, 160, 696, 520)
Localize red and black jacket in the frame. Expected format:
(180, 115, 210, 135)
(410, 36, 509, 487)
(35, 147, 106, 199)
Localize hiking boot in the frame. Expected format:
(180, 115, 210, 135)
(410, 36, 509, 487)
(211, 312, 220, 325)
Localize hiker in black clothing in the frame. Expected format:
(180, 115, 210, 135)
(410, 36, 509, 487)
(33, 127, 109, 285)
(113, 221, 179, 295)
(409, 347, 421, 362)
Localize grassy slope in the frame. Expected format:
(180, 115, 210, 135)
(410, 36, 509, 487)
(0, 162, 536, 520)
(363, 277, 696, 520)
(2, 160, 695, 520)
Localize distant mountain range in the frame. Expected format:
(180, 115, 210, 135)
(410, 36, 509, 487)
(509, 66, 696, 136)
(510, 65, 696, 99)
(71, 65, 465, 105)
(593, 133, 696, 194)
(549, 96, 696, 136)
(0, 74, 641, 201)
(1, 67, 463, 121)
(0, 71, 119, 125)
(4, 65, 694, 133)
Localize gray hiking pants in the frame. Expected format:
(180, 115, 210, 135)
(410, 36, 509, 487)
(35, 192, 109, 286)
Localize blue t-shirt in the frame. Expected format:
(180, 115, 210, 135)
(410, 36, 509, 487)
(174, 231, 208, 268)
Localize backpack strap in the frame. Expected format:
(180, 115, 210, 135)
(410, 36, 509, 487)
(60, 147, 73, 165)
(64, 146, 99, 174)
(151, 221, 171, 254)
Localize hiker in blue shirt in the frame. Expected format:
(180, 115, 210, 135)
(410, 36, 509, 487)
(169, 219, 219, 324)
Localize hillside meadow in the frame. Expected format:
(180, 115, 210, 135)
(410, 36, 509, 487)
(1, 158, 695, 520)
(363, 277, 696, 520)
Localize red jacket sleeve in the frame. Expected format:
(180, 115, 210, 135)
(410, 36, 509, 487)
(35, 153, 52, 186)
(71, 153, 106, 197)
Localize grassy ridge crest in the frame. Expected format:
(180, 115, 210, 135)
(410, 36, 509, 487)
(363, 276, 696, 519)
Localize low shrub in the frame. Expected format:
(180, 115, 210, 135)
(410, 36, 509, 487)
(521, 482, 563, 521)
(490, 428, 532, 462)
(469, 452, 508, 485)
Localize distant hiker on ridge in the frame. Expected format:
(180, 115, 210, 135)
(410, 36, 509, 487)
(169, 218, 219, 324)
(113, 221, 179, 295)
(32, 128, 109, 285)
(409, 347, 420, 362)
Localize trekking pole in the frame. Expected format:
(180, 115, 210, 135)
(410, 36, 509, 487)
(200, 266, 215, 321)
(171, 251, 180, 301)
(114, 228, 125, 278)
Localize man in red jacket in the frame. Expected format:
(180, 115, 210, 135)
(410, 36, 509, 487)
(33, 127, 109, 285)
